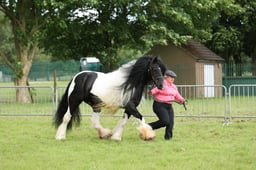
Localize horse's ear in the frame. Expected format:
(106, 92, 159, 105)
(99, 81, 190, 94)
(150, 56, 158, 66)
(156, 55, 161, 61)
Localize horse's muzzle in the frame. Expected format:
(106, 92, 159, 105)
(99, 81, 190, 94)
(157, 84, 163, 89)
(155, 81, 163, 89)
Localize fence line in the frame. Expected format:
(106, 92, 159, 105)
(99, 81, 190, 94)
(228, 84, 256, 119)
(0, 86, 54, 115)
(175, 85, 228, 120)
(0, 85, 255, 122)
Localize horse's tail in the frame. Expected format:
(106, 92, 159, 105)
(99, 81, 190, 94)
(54, 81, 70, 128)
(54, 80, 80, 130)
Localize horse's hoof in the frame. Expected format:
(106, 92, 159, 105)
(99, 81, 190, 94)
(55, 135, 66, 140)
(110, 136, 122, 141)
(55, 132, 66, 140)
(97, 128, 112, 139)
(139, 134, 155, 141)
(99, 134, 112, 139)
(143, 137, 154, 141)
(138, 124, 156, 141)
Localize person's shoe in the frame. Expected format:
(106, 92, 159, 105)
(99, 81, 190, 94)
(164, 132, 172, 140)
(164, 136, 172, 140)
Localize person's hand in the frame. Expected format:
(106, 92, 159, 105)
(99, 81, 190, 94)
(182, 99, 187, 110)
(182, 99, 187, 105)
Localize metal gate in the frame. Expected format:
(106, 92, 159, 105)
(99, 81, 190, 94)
(228, 84, 256, 119)
(0, 86, 54, 116)
(0, 85, 255, 122)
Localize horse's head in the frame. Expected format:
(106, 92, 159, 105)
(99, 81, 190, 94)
(149, 56, 166, 89)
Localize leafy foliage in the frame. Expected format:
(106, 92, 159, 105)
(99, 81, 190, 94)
(1, 0, 256, 74)
(208, 0, 256, 71)
(41, 0, 225, 70)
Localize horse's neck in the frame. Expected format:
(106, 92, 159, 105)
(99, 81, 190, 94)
(130, 84, 146, 106)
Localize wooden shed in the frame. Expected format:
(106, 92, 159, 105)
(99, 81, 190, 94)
(147, 39, 225, 97)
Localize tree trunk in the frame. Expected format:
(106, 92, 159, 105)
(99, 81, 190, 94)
(15, 75, 30, 103)
(14, 53, 33, 103)
(15, 45, 33, 103)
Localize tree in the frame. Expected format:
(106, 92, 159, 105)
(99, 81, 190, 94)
(42, 0, 229, 71)
(2, 0, 247, 94)
(0, 13, 15, 65)
(208, 0, 256, 76)
(0, 0, 62, 102)
(240, 0, 256, 75)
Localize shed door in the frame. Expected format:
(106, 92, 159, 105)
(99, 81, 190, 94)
(204, 64, 214, 97)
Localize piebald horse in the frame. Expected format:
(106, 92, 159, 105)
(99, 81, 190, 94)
(54, 55, 166, 141)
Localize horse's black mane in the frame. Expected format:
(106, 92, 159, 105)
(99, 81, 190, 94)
(122, 55, 166, 92)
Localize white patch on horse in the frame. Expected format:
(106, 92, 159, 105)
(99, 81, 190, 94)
(91, 60, 136, 113)
(68, 74, 77, 97)
(91, 112, 102, 129)
(91, 112, 112, 138)
(110, 114, 128, 141)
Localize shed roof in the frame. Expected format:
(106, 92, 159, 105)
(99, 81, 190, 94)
(181, 39, 225, 62)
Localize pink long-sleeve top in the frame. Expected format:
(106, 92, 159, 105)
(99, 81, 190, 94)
(150, 79, 184, 104)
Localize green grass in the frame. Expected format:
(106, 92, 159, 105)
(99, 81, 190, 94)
(0, 116, 255, 170)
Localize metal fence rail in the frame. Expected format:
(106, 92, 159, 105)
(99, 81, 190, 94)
(175, 85, 228, 119)
(228, 84, 256, 119)
(141, 85, 228, 119)
(0, 85, 255, 122)
(0, 86, 54, 116)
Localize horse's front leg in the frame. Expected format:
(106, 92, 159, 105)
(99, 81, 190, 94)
(91, 112, 112, 139)
(137, 117, 156, 141)
(125, 102, 156, 141)
(110, 114, 129, 141)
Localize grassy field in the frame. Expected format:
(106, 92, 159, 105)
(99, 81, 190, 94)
(0, 116, 255, 170)
(0, 81, 256, 169)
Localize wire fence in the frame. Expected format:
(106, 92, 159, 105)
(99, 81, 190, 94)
(0, 86, 54, 116)
(0, 85, 255, 122)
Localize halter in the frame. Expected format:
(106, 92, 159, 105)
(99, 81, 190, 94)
(148, 62, 164, 89)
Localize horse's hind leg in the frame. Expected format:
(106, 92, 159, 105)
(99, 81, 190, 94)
(91, 112, 112, 139)
(55, 109, 72, 140)
(56, 94, 82, 140)
(110, 114, 128, 141)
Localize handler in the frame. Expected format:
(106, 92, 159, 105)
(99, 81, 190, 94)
(148, 70, 185, 140)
